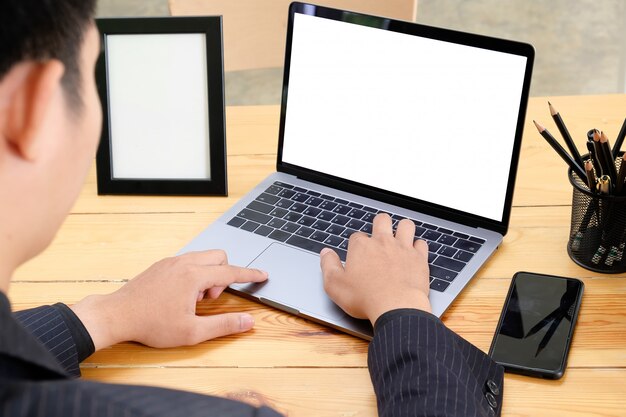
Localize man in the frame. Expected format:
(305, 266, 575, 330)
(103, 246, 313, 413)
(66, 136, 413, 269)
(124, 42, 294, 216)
(0, 1, 504, 416)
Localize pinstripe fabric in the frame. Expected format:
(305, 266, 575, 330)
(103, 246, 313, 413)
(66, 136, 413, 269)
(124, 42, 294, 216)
(369, 309, 504, 417)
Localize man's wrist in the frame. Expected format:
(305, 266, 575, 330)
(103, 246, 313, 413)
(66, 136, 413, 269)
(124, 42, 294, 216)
(367, 292, 432, 326)
(70, 293, 129, 350)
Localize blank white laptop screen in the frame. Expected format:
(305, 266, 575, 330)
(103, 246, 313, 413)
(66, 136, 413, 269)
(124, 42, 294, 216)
(281, 14, 528, 222)
(106, 33, 211, 180)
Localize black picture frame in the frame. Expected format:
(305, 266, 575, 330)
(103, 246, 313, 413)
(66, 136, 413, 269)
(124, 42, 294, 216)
(95, 17, 227, 196)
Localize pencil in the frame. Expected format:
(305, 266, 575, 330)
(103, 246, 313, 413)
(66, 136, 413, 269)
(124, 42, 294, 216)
(600, 131, 618, 182)
(585, 159, 597, 193)
(534, 120, 587, 181)
(549, 102, 583, 168)
(586, 141, 602, 176)
(612, 117, 626, 158)
(593, 130, 610, 179)
(616, 154, 626, 195)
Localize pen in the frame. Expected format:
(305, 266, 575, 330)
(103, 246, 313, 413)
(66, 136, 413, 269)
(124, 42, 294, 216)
(600, 131, 618, 182)
(534, 120, 587, 182)
(612, 117, 626, 158)
(549, 102, 584, 168)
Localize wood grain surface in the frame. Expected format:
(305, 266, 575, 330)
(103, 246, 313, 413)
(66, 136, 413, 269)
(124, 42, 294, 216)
(9, 95, 626, 416)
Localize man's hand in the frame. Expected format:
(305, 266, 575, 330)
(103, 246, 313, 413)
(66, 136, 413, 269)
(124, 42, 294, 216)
(71, 250, 268, 350)
(320, 213, 431, 325)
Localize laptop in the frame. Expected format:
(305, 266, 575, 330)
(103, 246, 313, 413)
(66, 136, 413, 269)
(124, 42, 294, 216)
(179, 2, 534, 340)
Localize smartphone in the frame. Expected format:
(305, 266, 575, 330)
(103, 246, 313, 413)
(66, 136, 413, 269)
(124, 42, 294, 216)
(488, 271, 584, 379)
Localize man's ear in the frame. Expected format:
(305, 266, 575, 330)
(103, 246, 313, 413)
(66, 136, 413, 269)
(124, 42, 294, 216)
(0, 60, 65, 161)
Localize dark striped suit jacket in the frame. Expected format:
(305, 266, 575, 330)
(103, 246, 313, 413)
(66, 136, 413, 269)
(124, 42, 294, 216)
(0, 292, 503, 416)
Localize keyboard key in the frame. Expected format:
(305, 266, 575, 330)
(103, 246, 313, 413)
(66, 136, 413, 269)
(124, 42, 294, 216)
(227, 217, 246, 228)
(237, 208, 272, 224)
(303, 206, 322, 217)
(275, 199, 294, 209)
(319, 200, 338, 211)
(348, 202, 363, 209)
(438, 227, 454, 235)
(254, 225, 274, 237)
(422, 223, 438, 230)
(305, 196, 324, 207)
(286, 235, 347, 261)
(268, 229, 291, 242)
(410, 219, 423, 226)
(438, 246, 458, 258)
(293, 186, 307, 193)
(264, 185, 283, 195)
(292, 193, 309, 202)
(320, 194, 335, 201)
(277, 189, 296, 199)
(311, 231, 330, 242)
(290, 202, 307, 213)
(423, 230, 442, 241)
(391, 214, 405, 222)
(427, 241, 442, 253)
(306, 190, 321, 197)
(346, 219, 365, 230)
(454, 250, 474, 262)
(332, 205, 351, 215)
(438, 235, 458, 246)
(430, 279, 451, 292)
(414, 226, 426, 237)
(283, 212, 302, 222)
(312, 220, 331, 231)
(241, 221, 260, 232)
(267, 218, 287, 229)
(339, 239, 349, 250)
(361, 223, 373, 234)
(334, 198, 349, 205)
(269, 207, 289, 218)
(362, 212, 376, 223)
(317, 210, 336, 221)
(347, 208, 366, 219)
(453, 239, 480, 253)
(453, 232, 470, 239)
(256, 193, 281, 205)
(295, 227, 314, 238)
(330, 215, 350, 225)
(428, 252, 437, 263)
(281, 222, 300, 233)
(469, 236, 486, 245)
(429, 265, 458, 282)
(340, 228, 358, 239)
(297, 216, 316, 227)
(325, 235, 344, 247)
(362, 206, 377, 213)
(274, 181, 293, 189)
(433, 256, 465, 272)
(327, 224, 346, 236)
(247, 200, 274, 214)
(267, 230, 291, 242)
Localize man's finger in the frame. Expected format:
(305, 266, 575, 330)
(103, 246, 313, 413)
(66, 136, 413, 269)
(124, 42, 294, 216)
(191, 313, 256, 343)
(372, 213, 393, 236)
(198, 265, 269, 289)
(395, 218, 416, 244)
(414, 239, 429, 260)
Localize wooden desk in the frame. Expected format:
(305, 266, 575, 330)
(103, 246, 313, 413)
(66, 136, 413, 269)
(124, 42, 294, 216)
(10, 95, 626, 416)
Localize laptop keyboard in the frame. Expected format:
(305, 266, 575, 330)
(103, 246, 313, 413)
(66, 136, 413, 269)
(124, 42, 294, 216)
(226, 182, 485, 293)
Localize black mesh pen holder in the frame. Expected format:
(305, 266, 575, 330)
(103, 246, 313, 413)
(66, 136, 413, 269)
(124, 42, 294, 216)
(567, 155, 626, 273)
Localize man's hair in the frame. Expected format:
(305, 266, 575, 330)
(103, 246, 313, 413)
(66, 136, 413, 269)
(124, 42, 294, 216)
(0, 0, 97, 111)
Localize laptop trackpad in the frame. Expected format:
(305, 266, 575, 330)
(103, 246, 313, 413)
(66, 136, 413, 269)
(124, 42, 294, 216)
(238, 243, 349, 322)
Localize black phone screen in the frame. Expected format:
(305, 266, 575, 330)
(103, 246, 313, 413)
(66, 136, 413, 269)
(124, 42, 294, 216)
(489, 271, 584, 378)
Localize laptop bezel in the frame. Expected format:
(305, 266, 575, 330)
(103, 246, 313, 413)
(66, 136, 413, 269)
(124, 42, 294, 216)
(275, 2, 534, 236)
